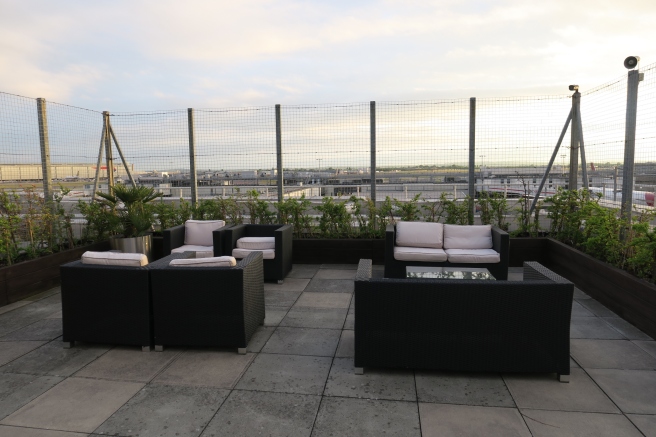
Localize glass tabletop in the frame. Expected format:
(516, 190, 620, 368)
(406, 266, 495, 280)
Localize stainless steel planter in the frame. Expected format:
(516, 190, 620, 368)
(109, 234, 153, 262)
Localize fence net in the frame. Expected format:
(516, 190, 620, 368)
(0, 92, 40, 181)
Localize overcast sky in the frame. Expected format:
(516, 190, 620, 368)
(1, 0, 654, 111)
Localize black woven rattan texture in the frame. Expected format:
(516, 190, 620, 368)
(162, 224, 232, 257)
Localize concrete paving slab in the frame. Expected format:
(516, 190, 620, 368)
(153, 350, 254, 389)
(570, 318, 625, 339)
(320, 264, 357, 270)
(94, 383, 229, 437)
(45, 311, 62, 319)
(503, 368, 619, 413)
(304, 279, 354, 293)
(202, 390, 320, 437)
(287, 264, 321, 279)
(0, 377, 143, 433)
(21, 289, 60, 302)
(587, 368, 656, 414)
(264, 278, 310, 292)
(416, 371, 515, 407)
(573, 287, 591, 299)
(0, 374, 63, 420)
(521, 409, 644, 437)
(247, 326, 275, 353)
(265, 290, 303, 309)
(0, 302, 31, 316)
(292, 292, 351, 309)
(74, 346, 182, 382)
(324, 357, 416, 401)
(571, 339, 656, 370)
(344, 314, 354, 330)
(578, 299, 617, 317)
(633, 340, 656, 359)
(0, 304, 62, 338)
(0, 426, 85, 437)
(0, 319, 62, 342)
(602, 317, 652, 341)
(262, 327, 340, 357)
(0, 341, 48, 366)
(0, 342, 110, 377)
(314, 269, 356, 280)
(264, 308, 288, 326)
(627, 414, 656, 437)
(571, 301, 595, 317)
(335, 330, 353, 358)
(235, 353, 331, 395)
(419, 403, 530, 437)
(313, 397, 420, 437)
(280, 307, 347, 329)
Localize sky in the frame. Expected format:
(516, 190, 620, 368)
(1, 0, 656, 111)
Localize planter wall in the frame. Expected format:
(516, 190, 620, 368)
(508, 237, 548, 267)
(293, 239, 385, 265)
(0, 241, 110, 306)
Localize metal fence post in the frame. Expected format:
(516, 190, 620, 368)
(36, 98, 52, 202)
(621, 69, 642, 226)
(468, 97, 476, 224)
(275, 104, 283, 202)
(103, 111, 115, 191)
(370, 101, 376, 203)
(188, 108, 198, 206)
(568, 92, 580, 190)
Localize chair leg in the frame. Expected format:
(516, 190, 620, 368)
(142, 346, 152, 352)
(155, 345, 164, 352)
(237, 347, 247, 355)
(558, 373, 570, 383)
(355, 367, 364, 375)
(277, 280, 284, 284)
(63, 341, 74, 349)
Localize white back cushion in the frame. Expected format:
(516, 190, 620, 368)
(237, 237, 275, 250)
(443, 224, 493, 249)
(396, 221, 443, 249)
(169, 256, 236, 267)
(184, 220, 225, 246)
(81, 251, 148, 267)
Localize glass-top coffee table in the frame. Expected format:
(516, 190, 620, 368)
(406, 266, 495, 280)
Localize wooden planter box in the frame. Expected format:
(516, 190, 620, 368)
(293, 239, 385, 265)
(509, 237, 548, 267)
(0, 241, 110, 306)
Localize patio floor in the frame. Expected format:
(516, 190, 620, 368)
(0, 265, 654, 436)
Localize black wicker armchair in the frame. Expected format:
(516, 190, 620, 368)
(149, 251, 265, 353)
(222, 224, 293, 283)
(162, 220, 230, 257)
(355, 259, 574, 382)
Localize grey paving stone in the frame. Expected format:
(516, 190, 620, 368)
(247, 326, 275, 353)
(335, 330, 354, 358)
(0, 341, 110, 377)
(0, 341, 48, 366)
(0, 302, 31, 316)
(507, 272, 523, 281)
(570, 318, 626, 339)
(587, 368, 656, 414)
(578, 299, 617, 317)
(235, 353, 332, 395)
(94, 383, 229, 437)
(0, 319, 62, 341)
(503, 368, 619, 413)
(264, 308, 288, 326)
(280, 307, 347, 329)
(571, 301, 595, 317)
(264, 278, 311, 292)
(602, 317, 652, 340)
(313, 397, 420, 437)
(0, 302, 62, 338)
(416, 371, 515, 407)
(570, 339, 656, 370)
(573, 287, 591, 299)
(521, 409, 643, 437)
(21, 288, 60, 302)
(570, 357, 580, 368)
(0, 425, 83, 436)
(262, 327, 340, 356)
(344, 314, 354, 330)
(314, 269, 356, 280)
(45, 311, 62, 319)
(74, 346, 182, 382)
(0, 377, 143, 433)
(0, 373, 63, 420)
(627, 414, 656, 437)
(320, 264, 357, 270)
(305, 279, 354, 293)
(292, 292, 351, 309)
(633, 340, 656, 359)
(419, 403, 530, 437)
(202, 390, 320, 437)
(287, 264, 321, 279)
(325, 357, 416, 401)
(265, 290, 302, 309)
(153, 350, 254, 389)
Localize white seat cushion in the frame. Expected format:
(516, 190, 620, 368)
(396, 222, 443, 249)
(81, 251, 148, 267)
(232, 248, 275, 260)
(443, 224, 493, 249)
(184, 220, 226, 246)
(236, 237, 275, 250)
(445, 249, 500, 263)
(169, 256, 237, 267)
(171, 245, 214, 258)
(393, 246, 447, 262)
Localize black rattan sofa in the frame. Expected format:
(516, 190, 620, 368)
(149, 252, 265, 353)
(222, 224, 293, 283)
(384, 224, 510, 280)
(60, 252, 191, 351)
(162, 221, 230, 257)
(355, 259, 574, 382)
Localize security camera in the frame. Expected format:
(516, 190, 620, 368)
(624, 56, 640, 69)
(569, 85, 579, 91)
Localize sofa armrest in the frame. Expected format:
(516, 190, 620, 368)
(162, 224, 185, 256)
(385, 223, 396, 253)
(491, 226, 509, 256)
(523, 261, 572, 284)
(212, 224, 231, 256)
(274, 224, 293, 255)
(225, 224, 247, 253)
(356, 259, 373, 281)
